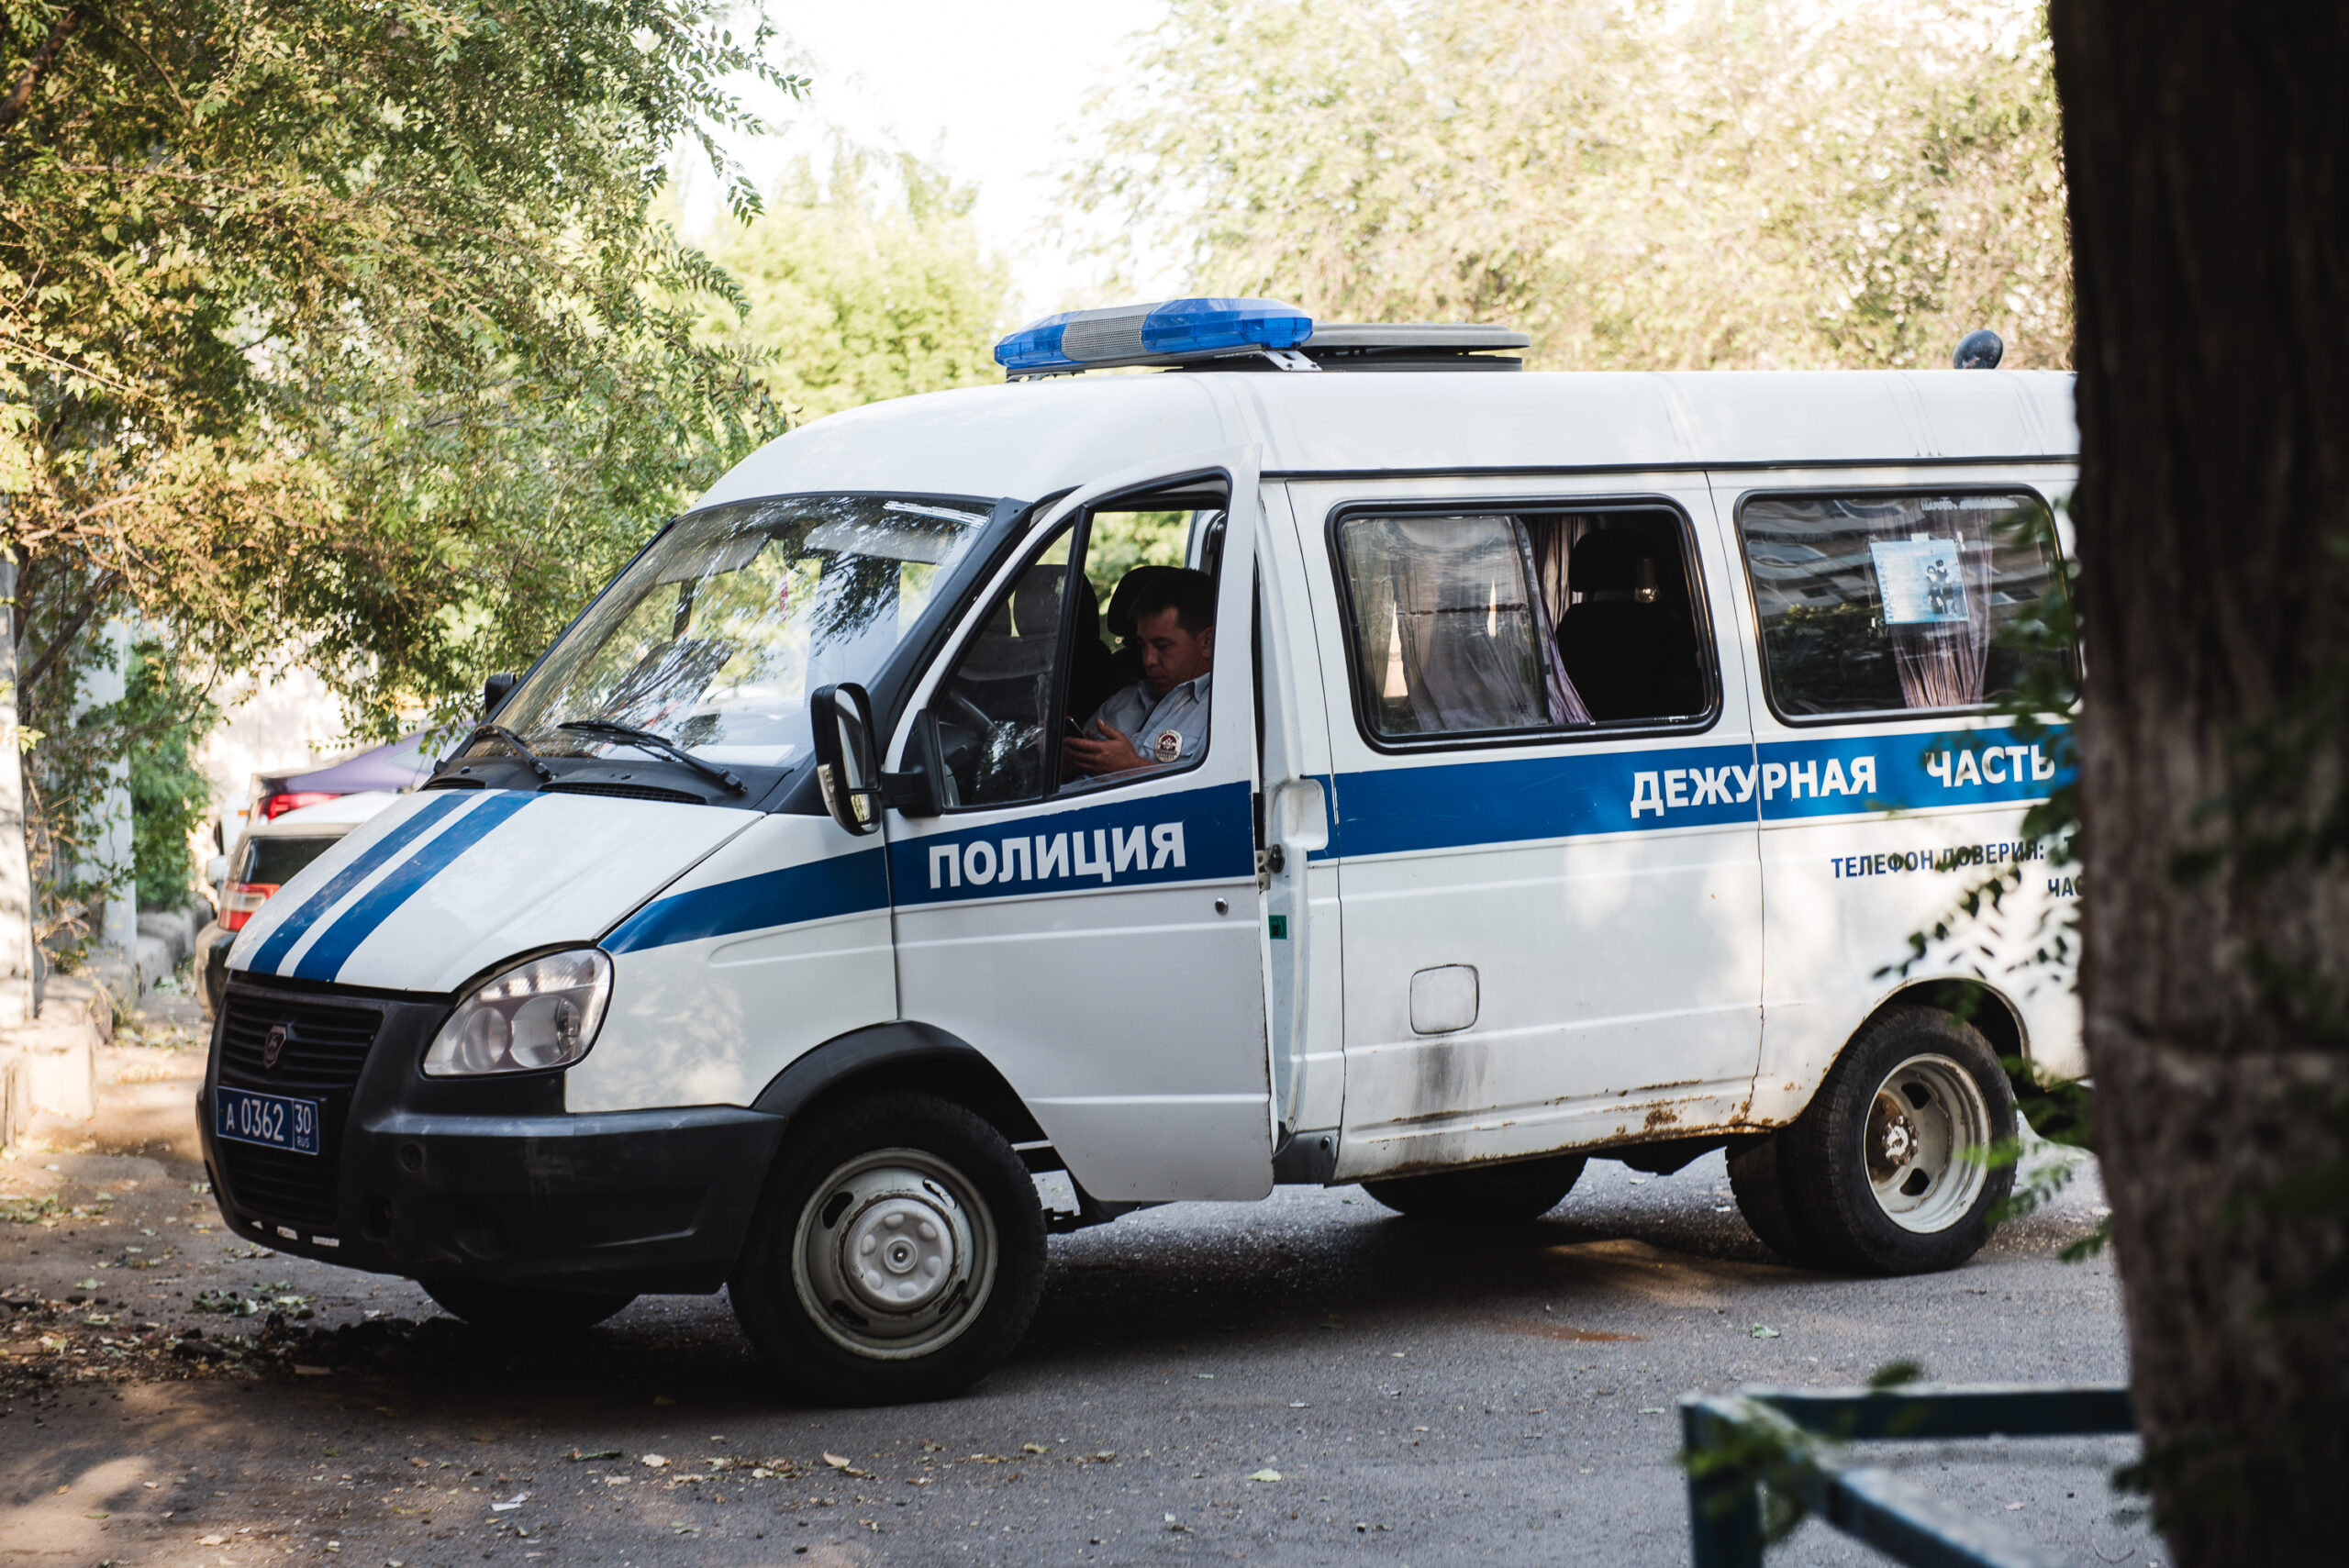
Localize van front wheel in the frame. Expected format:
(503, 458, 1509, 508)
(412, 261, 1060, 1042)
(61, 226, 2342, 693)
(1777, 1006, 2017, 1274)
(729, 1093, 1045, 1407)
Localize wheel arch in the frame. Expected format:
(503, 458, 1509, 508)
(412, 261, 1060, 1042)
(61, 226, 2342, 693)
(751, 1021, 1048, 1147)
(1865, 977, 2029, 1079)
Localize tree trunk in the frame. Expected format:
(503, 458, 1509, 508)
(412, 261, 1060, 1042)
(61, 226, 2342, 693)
(2049, 5, 2349, 1562)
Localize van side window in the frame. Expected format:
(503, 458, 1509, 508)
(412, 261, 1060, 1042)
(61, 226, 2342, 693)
(934, 529, 1076, 807)
(932, 500, 1227, 807)
(1737, 491, 2075, 719)
(1334, 507, 1710, 740)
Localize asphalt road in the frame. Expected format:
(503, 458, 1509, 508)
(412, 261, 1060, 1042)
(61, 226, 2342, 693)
(1, 1010, 2162, 1568)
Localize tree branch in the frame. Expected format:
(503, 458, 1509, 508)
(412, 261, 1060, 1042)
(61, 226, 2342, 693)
(16, 568, 117, 708)
(0, 6, 82, 136)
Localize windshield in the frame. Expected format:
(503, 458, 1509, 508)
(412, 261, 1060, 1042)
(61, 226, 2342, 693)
(486, 495, 992, 771)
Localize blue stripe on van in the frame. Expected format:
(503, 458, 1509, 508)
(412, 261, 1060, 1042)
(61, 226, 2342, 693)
(290, 791, 538, 981)
(1754, 724, 2073, 821)
(891, 779, 1255, 907)
(603, 846, 890, 953)
(592, 720, 2075, 956)
(246, 792, 473, 974)
(1320, 722, 2071, 858)
(1330, 742, 1760, 859)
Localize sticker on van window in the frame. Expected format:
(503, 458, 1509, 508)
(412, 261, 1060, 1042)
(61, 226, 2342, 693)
(1869, 537, 1970, 624)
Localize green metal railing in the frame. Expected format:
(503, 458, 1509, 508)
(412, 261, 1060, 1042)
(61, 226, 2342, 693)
(1680, 1384, 2136, 1568)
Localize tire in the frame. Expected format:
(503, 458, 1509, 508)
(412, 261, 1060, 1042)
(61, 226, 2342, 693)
(421, 1279, 637, 1332)
(728, 1092, 1045, 1407)
(1777, 1006, 2018, 1274)
(1362, 1154, 1587, 1222)
(1727, 1134, 1836, 1269)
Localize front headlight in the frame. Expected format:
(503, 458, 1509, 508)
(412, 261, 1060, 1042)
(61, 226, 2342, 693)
(422, 949, 613, 1077)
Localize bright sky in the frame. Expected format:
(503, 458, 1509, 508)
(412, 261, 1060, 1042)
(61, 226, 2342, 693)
(688, 1, 1174, 318)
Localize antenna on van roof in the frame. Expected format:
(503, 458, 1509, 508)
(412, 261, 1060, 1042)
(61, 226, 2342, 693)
(1953, 328, 2004, 369)
(994, 297, 1531, 378)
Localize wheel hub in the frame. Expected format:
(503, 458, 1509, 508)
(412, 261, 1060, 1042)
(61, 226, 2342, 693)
(843, 1196, 956, 1313)
(1862, 1053, 1994, 1234)
(791, 1148, 997, 1361)
(1873, 1106, 1918, 1169)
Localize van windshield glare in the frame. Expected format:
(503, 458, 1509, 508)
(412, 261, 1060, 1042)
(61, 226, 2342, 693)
(486, 495, 991, 773)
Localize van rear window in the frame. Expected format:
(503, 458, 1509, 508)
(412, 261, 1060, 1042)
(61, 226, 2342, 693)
(1737, 491, 2075, 721)
(242, 835, 339, 886)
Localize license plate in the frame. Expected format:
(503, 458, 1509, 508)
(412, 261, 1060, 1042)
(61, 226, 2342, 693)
(215, 1085, 322, 1156)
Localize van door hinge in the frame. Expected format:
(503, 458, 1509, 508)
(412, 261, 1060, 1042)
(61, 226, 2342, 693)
(1254, 844, 1286, 889)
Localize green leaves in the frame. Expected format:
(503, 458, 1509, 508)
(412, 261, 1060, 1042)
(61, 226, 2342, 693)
(692, 145, 1014, 425)
(0, 2, 800, 739)
(1071, 0, 2068, 373)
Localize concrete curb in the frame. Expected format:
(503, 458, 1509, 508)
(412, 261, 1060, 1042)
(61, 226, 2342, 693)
(0, 972, 117, 1148)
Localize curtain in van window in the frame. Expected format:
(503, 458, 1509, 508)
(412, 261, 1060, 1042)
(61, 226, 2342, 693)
(1338, 515, 1590, 735)
(1519, 519, 1600, 725)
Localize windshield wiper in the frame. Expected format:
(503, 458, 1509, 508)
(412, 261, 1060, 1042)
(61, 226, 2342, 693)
(459, 723, 553, 781)
(558, 720, 747, 795)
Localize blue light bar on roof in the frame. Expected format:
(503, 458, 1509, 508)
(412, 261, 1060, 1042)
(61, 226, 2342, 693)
(995, 296, 1314, 373)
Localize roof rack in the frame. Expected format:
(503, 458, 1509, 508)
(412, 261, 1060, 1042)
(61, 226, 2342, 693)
(1219, 322, 1529, 373)
(996, 298, 1528, 378)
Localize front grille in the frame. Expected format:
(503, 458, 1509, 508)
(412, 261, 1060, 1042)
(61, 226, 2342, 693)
(540, 780, 703, 805)
(217, 1143, 340, 1229)
(216, 992, 384, 1233)
(219, 995, 382, 1093)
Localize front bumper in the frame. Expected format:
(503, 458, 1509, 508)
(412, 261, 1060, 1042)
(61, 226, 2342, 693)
(200, 975, 783, 1295)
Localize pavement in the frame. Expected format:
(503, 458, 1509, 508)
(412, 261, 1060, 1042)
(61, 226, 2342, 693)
(0, 998, 2163, 1568)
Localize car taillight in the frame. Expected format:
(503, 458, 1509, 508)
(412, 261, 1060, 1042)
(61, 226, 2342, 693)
(261, 791, 336, 820)
(219, 883, 279, 932)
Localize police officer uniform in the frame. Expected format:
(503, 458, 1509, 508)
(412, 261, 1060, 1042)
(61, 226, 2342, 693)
(1083, 673, 1212, 768)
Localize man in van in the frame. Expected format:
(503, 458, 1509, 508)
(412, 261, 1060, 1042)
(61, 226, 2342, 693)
(1063, 568, 1216, 777)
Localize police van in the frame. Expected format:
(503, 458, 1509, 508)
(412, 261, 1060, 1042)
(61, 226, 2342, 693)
(204, 297, 2080, 1405)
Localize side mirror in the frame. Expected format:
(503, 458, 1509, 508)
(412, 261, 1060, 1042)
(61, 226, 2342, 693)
(483, 672, 518, 717)
(810, 683, 883, 835)
(205, 853, 230, 885)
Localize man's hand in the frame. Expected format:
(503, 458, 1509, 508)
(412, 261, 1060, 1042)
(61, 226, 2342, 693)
(1063, 721, 1154, 777)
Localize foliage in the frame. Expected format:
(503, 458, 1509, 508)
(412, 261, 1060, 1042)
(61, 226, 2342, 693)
(1083, 512, 1190, 607)
(117, 639, 217, 909)
(1071, 0, 2069, 372)
(695, 147, 1015, 422)
(0, 1, 803, 743)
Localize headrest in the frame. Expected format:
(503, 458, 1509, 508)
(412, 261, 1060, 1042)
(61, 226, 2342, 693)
(1106, 564, 1177, 639)
(1009, 566, 1099, 640)
(1571, 528, 1661, 603)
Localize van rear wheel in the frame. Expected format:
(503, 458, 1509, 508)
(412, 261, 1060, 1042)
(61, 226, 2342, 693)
(1775, 1006, 2017, 1274)
(1362, 1154, 1586, 1222)
(729, 1092, 1045, 1407)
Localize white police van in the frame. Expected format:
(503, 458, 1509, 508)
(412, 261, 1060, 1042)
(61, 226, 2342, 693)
(204, 298, 2080, 1404)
